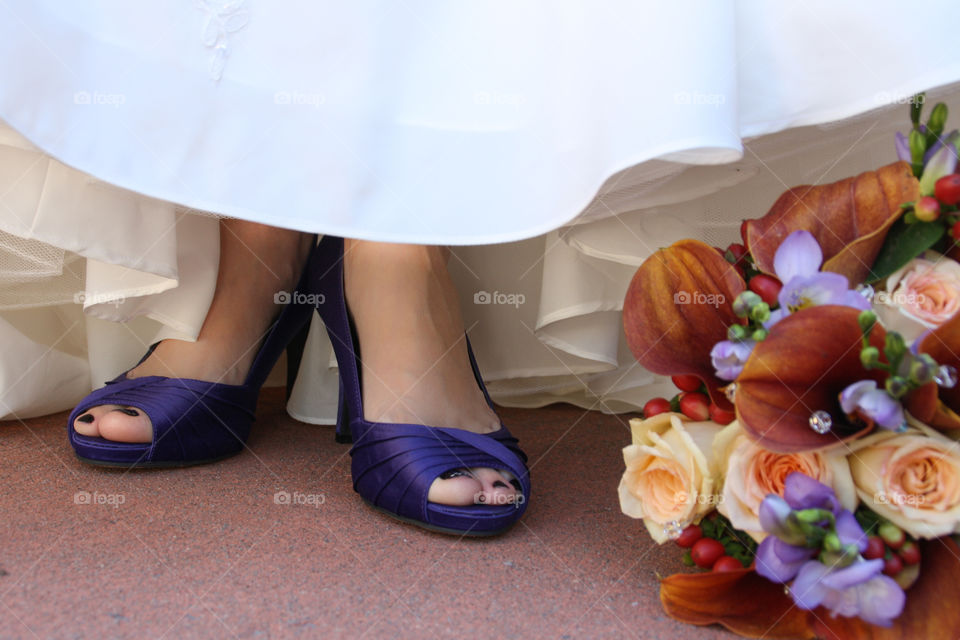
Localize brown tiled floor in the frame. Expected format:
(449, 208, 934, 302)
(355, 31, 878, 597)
(0, 389, 734, 639)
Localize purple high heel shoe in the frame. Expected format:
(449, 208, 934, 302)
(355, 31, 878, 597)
(67, 236, 321, 468)
(315, 235, 531, 536)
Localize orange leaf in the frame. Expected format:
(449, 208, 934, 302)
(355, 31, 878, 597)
(812, 537, 960, 639)
(743, 162, 918, 284)
(660, 568, 816, 639)
(735, 306, 884, 452)
(623, 240, 745, 410)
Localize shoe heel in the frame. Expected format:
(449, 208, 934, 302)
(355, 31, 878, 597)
(334, 378, 353, 444)
(284, 320, 310, 401)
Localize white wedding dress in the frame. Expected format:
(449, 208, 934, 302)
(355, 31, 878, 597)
(2, 0, 960, 423)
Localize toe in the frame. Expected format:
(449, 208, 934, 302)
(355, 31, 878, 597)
(96, 407, 153, 443)
(72, 404, 117, 437)
(472, 467, 521, 506)
(427, 467, 522, 507)
(427, 470, 483, 506)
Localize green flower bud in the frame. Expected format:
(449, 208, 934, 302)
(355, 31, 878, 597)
(929, 102, 948, 137)
(861, 346, 881, 369)
(910, 356, 935, 385)
(910, 129, 927, 167)
(751, 328, 768, 342)
(823, 531, 842, 552)
(858, 310, 877, 336)
(749, 302, 771, 324)
(732, 291, 762, 318)
(885, 332, 907, 362)
(727, 324, 749, 341)
(910, 93, 925, 125)
(886, 375, 909, 398)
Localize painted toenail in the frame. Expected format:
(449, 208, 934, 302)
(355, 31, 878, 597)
(493, 480, 508, 489)
(440, 469, 469, 480)
(76, 413, 94, 423)
(115, 408, 140, 417)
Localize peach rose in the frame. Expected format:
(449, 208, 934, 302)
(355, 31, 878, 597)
(876, 252, 960, 343)
(618, 413, 723, 543)
(847, 417, 960, 538)
(713, 422, 856, 542)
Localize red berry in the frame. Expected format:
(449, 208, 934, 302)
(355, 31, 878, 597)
(679, 392, 711, 421)
(726, 243, 747, 265)
(952, 221, 960, 242)
(915, 196, 941, 222)
(671, 374, 702, 392)
(863, 536, 886, 560)
(674, 524, 702, 548)
(748, 274, 782, 306)
(883, 553, 903, 577)
(691, 538, 726, 569)
(898, 540, 921, 566)
(708, 403, 736, 425)
(712, 556, 744, 572)
(935, 173, 960, 206)
(642, 397, 672, 418)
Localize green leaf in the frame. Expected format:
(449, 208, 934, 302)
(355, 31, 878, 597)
(866, 218, 945, 283)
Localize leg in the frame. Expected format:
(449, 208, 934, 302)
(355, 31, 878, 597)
(343, 240, 521, 507)
(73, 219, 312, 441)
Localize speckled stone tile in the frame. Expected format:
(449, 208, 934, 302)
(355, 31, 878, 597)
(0, 389, 736, 639)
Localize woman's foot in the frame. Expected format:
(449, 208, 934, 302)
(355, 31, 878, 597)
(343, 240, 522, 508)
(72, 220, 312, 443)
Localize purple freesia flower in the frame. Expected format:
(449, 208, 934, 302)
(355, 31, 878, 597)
(755, 472, 906, 627)
(919, 131, 960, 194)
(782, 471, 841, 514)
(768, 231, 870, 327)
(710, 339, 755, 380)
(789, 559, 905, 627)
(840, 380, 905, 430)
(895, 131, 911, 164)
(756, 536, 816, 583)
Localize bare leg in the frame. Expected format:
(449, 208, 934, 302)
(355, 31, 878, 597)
(344, 240, 521, 506)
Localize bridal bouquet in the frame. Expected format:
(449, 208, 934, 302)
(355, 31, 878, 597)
(619, 94, 960, 638)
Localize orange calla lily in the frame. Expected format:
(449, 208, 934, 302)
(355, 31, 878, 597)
(743, 161, 918, 284)
(660, 566, 816, 639)
(912, 310, 960, 429)
(735, 306, 886, 453)
(660, 538, 960, 639)
(623, 240, 745, 410)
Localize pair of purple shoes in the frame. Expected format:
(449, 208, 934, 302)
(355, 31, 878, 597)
(68, 236, 530, 536)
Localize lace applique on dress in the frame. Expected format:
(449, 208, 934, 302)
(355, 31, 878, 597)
(195, 0, 251, 81)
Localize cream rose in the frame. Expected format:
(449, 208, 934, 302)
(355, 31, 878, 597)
(714, 421, 857, 542)
(618, 412, 723, 543)
(875, 252, 960, 343)
(847, 417, 960, 538)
